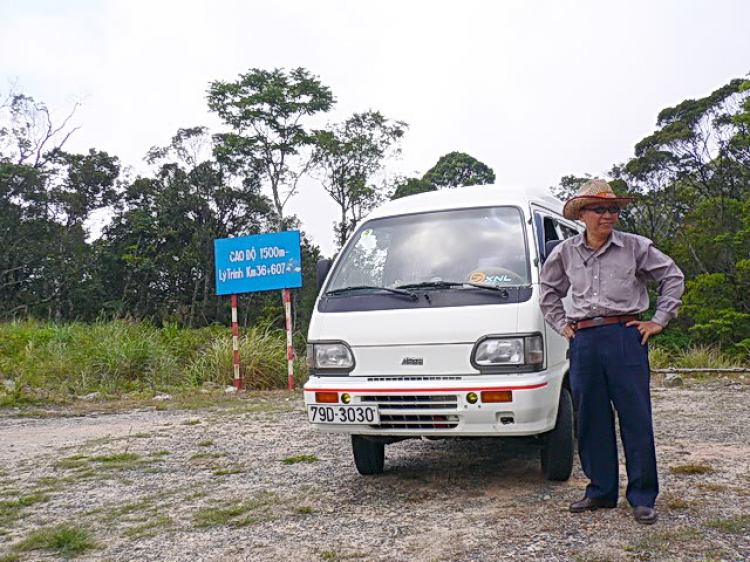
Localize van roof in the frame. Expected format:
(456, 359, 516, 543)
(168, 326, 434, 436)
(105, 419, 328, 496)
(366, 184, 563, 221)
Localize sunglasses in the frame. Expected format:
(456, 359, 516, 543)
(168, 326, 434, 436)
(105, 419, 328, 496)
(582, 206, 621, 215)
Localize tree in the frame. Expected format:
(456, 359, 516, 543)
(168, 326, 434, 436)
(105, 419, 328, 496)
(0, 88, 80, 169)
(207, 68, 335, 228)
(312, 111, 406, 247)
(391, 177, 435, 200)
(422, 151, 495, 189)
(98, 127, 274, 325)
(550, 174, 592, 202)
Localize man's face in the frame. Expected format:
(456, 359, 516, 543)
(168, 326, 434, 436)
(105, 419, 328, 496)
(578, 203, 620, 237)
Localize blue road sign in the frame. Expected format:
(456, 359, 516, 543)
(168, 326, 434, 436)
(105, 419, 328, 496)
(214, 231, 302, 295)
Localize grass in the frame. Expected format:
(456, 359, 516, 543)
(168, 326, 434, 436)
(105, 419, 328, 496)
(282, 454, 319, 465)
(706, 514, 750, 534)
(650, 344, 744, 372)
(213, 467, 245, 476)
(0, 320, 308, 404)
(670, 463, 714, 475)
(190, 452, 225, 460)
(627, 527, 703, 559)
(0, 494, 49, 526)
(91, 453, 140, 463)
(123, 515, 173, 539)
(197, 440, 214, 447)
(13, 524, 97, 557)
(193, 495, 274, 528)
(295, 506, 314, 515)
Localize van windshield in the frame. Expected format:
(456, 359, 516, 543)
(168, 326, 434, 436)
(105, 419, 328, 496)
(326, 206, 529, 293)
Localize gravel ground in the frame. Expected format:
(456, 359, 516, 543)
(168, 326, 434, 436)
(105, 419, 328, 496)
(1, 378, 749, 562)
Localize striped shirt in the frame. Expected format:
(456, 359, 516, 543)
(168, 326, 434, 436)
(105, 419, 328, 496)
(539, 230, 685, 335)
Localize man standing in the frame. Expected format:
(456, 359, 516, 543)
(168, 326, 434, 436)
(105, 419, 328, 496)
(540, 179, 684, 525)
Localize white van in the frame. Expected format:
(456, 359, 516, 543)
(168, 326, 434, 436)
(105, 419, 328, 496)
(303, 185, 581, 480)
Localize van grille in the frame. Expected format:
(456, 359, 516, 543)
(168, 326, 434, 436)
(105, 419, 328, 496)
(375, 414, 459, 430)
(361, 394, 460, 430)
(365, 376, 463, 382)
(360, 395, 458, 410)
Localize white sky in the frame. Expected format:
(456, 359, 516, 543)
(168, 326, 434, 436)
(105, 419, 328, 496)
(1, 0, 749, 257)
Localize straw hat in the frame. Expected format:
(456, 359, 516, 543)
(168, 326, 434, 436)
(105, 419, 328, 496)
(562, 179, 634, 220)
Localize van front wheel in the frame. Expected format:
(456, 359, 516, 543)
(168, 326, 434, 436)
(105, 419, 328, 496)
(351, 435, 385, 475)
(540, 388, 574, 481)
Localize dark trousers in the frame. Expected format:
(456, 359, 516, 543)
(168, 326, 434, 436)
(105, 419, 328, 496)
(569, 322, 658, 507)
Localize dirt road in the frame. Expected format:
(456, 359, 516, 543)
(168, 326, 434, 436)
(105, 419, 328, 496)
(1, 380, 749, 561)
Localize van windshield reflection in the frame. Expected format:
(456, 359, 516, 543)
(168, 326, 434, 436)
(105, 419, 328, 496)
(326, 207, 529, 294)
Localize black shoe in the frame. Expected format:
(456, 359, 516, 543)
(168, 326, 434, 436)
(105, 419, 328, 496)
(569, 497, 617, 513)
(633, 506, 657, 525)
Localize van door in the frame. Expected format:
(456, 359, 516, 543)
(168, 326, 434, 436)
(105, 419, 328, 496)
(532, 208, 580, 371)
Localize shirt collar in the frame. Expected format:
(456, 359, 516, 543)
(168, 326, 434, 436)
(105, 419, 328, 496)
(574, 229, 624, 250)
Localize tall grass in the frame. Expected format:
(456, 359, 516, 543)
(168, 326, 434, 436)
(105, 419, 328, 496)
(186, 326, 308, 390)
(0, 320, 307, 401)
(649, 344, 744, 370)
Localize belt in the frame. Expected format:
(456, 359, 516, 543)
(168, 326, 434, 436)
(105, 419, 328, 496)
(573, 315, 640, 330)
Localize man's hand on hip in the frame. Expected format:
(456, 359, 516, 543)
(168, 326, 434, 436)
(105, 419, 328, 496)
(563, 323, 576, 340)
(626, 320, 663, 345)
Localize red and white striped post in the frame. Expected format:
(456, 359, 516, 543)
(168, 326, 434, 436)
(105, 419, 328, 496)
(283, 288, 294, 390)
(231, 294, 242, 390)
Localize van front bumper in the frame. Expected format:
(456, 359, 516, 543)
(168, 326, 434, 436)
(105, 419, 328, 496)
(303, 371, 564, 438)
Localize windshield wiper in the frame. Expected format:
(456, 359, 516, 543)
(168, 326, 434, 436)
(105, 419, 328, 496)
(396, 281, 510, 297)
(395, 281, 463, 290)
(326, 285, 418, 301)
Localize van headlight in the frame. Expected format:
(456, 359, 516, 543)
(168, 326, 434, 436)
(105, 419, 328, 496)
(473, 335, 544, 368)
(307, 342, 355, 370)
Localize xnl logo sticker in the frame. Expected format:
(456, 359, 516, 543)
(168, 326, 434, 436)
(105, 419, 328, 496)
(470, 271, 512, 284)
(401, 357, 424, 366)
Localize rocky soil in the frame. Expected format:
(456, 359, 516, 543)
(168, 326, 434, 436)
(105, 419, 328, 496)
(1, 378, 749, 562)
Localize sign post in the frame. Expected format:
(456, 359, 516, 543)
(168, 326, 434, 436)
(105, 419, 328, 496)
(214, 231, 303, 390)
(283, 288, 294, 390)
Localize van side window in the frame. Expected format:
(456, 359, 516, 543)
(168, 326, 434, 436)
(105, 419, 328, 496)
(557, 222, 578, 239)
(543, 217, 559, 243)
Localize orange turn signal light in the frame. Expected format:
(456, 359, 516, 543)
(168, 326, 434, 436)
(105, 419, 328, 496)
(315, 392, 339, 404)
(481, 390, 513, 403)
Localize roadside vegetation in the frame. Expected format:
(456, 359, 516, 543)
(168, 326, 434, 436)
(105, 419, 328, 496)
(0, 320, 307, 405)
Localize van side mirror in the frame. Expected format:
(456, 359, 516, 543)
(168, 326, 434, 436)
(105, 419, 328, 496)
(316, 259, 333, 292)
(543, 240, 563, 263)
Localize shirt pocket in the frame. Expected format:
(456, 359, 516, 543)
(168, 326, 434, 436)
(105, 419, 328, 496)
(605, 265, 636, 309)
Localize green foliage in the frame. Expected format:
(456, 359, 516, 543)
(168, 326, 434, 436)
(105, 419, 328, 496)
(14, 524, 97, 557)
(648, 344, 741, 370)
(207, 67, 335, 224)
(550, 174, 591, 202)
(186, 326, 308, 390)
(281, 454, 319, 465)
(313, 111, 406, 247)
(391, 177, 435, 200)
(422, 151, 495, 189)
(560, 75, 750, 351)
(0, 320, 308, 399)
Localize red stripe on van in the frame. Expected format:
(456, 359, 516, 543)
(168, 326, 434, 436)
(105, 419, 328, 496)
(304, 383, 547, 393)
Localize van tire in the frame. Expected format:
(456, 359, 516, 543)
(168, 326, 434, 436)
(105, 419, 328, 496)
(351, 435, 385, 475)
(540, 387, 574, 481)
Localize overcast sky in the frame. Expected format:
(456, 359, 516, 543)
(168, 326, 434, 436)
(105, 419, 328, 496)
(2, 0, 748, 256)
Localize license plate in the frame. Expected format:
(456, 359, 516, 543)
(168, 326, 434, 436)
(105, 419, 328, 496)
(307, 404, 379, 425)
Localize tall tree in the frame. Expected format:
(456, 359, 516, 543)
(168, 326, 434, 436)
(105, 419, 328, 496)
(422, 151, 495, 189)
(391, 177, 435, 200)
(207, 68, 335, 228)
(312, 111, 406, 247)
(98, 127, 273, 325)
